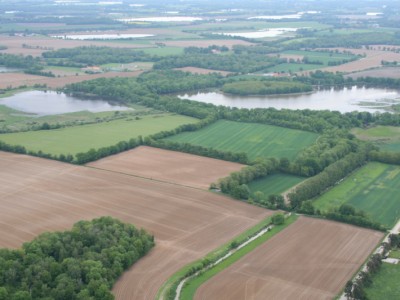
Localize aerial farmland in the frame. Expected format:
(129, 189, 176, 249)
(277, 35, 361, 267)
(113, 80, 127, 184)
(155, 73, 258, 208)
(0, 0, 399, 299)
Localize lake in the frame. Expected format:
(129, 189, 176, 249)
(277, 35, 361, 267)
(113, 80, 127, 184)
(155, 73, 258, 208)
(179, 86, 400, 113)
(118, 16, 202, 22)
(52, 34, 154, 40)
(248, 14, 302, 20)
(215, 28, 298, 39)
(0, 91, 131, 116)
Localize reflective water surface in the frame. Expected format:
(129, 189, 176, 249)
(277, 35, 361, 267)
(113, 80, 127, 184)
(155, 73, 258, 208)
(0, 91, 131, 116)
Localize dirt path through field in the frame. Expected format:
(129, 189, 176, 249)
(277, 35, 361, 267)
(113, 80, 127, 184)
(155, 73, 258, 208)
(195, 216, 383, 300)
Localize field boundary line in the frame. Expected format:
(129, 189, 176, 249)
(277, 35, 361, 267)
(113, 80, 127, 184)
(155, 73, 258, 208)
(85, 165, 207, 191)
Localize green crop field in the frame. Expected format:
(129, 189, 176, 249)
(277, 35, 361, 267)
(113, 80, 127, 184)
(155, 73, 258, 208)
(313, 162, 400, 227)
(248, 173, 305, 196)
(352, 126, 400, 152)
(389, 250, 400, 259)
(165, 120, 318, 160)
(364, 263, 400, 300)
(0, 114, 197, 155)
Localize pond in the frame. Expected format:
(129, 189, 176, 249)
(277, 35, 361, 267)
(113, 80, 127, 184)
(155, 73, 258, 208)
(179, 86, 400, 113)
(52, 34, 154, 40)
(0, 91, 131, 116)
(0, 66, 20, 73)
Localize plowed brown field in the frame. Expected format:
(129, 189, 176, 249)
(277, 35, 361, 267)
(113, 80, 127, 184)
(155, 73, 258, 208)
(87, 146, 244, 189)
(0, 151, 271, 299)
(0, 35, 150, 56)
(0, 70, 142, 89)
(195, 216, 383, 300)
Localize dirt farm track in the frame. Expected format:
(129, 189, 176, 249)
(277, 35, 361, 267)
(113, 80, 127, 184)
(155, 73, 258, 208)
(0, 151, 271, 299)
(195, 216, 383, 300)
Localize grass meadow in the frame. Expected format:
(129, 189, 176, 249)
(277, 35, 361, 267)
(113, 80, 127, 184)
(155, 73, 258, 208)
(248, 173, 305, 196)
(313, 162, 400, 227)
(165, 120, 318, 161)
(0, 114, 197, 155)
(352, 126, 400, 152)
(364, 263, 400, 300)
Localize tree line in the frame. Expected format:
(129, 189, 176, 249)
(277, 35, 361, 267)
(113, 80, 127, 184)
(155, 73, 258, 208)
(0, 217, 154, 300)
(345, 233, 400, 299)
(153, 52, 283, 73)
(221, 79, 312, 96)
(42, 46, 158, 67)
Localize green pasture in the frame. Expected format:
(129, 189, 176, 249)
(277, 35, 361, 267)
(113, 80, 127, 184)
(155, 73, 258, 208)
(352, 126, 400, 152)
(313, 162, 400, 227)
(389, 250, 400, 259)
(0, 100, 152, 132)
(364, 263, 400, 300)
(267, 50, 358, 73)
(248, 173, 305, 196)
(0, 114, 197, 155)
(165, 120, 318, 161)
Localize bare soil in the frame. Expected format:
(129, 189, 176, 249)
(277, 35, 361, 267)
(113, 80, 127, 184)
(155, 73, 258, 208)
(316, 48, 400, 73)
(0, 151, 271, 299)
(175, 66, 231, 76)
(195, 216, 383, 300)
(0, 70, 143, 89)
(345, 67, 400, 79)
(0, 35, 150, 57)
(87, 146, 244, 189)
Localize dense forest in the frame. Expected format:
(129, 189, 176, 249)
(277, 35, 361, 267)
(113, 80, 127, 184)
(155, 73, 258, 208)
(0, 217, 154, 300)
(221, 80, 312, 96)
(153, 53, 283, 73)
(42, 46, 157, 67)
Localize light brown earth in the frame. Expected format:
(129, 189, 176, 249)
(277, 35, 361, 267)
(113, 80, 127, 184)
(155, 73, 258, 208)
(162, 39, 254, 49)
(0, 151, 271, 299)
(87, 146, 244, 189)
(175, 66, 231, 76)
(0, 35, 151, 57)
(314, 48, 400, 73)
(0, 70, 142, 89)
(297, 47, 400, 75)
(345, 67, 400, 79)
(195, 216, 383, 300)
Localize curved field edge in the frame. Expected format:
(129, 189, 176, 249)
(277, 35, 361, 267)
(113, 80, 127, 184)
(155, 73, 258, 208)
(156, 216, 296, 300)
(156, 213, 286, 300)
(181, 214, 298, 300)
